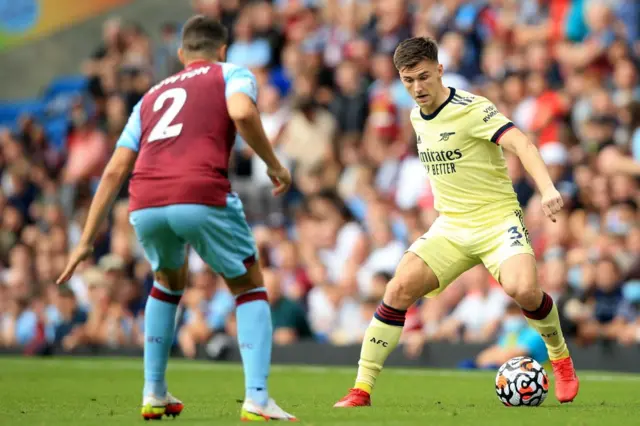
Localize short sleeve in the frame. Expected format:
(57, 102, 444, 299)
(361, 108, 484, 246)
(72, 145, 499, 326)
(115, 101, 142, 152)
(222, 63, 258, 103)
(468, 96, 515, 144)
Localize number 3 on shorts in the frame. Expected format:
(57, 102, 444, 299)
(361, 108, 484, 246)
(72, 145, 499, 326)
(507, 226, 522, 240)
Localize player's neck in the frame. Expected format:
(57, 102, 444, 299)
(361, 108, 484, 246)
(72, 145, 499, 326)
(184, 57, 218, 67)
(420, 86, 450, 116)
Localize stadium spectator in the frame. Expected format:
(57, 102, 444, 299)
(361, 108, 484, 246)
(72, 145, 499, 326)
(271, 240, 312, 302)
(2, 294, 37, 348)
(575, 256, 625, 344)
(617, 280, 640, 345)
(45, 286, 88, 347)
(431, 267, 508, 344)
(279, 93, 338, 194)
(462, 301, 549, 370)
(60, 103, 108, 218)
(356, 217, 404, 298)
(227, 7, 272, 69)
(608, 279, 640, 345)
(329, 61, 370, 134)
(155, 22, 182, 81)
(178, 269, 235, 359)
(262, 268, 312, 344)
(69, 266, 112, 350)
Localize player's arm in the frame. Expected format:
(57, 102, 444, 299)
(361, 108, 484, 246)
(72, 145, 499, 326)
(499, 128, 563, 222)
(224, 66, 291, 195)
(78, 102, 141, 246)
(227, 92, 281, 171)
(78, 148, 136, 243)
(469, 97, 563, 222)
(56, 103, 141, 285)
(498, 128, 553, 193)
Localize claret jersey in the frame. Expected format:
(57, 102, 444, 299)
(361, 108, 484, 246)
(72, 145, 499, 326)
(116, 60, 257, 211)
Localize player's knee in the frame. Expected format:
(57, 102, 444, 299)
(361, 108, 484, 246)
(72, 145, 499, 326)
(224, 262, 264, 296)
(384, 276, 416, 310)
(383, 254, 438, 310)
(155, 267, 187, 292)
(502, 278, 541, 311)
(499, 254, 540, 310)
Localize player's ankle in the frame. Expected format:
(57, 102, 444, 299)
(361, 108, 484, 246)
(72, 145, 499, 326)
(354, 382, 372, 394)
(549, 349, 570, 361)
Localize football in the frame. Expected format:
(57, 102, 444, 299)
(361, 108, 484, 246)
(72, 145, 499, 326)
(495, 356, 549, 407)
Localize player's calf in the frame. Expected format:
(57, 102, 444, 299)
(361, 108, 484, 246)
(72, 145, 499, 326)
(499, 254, 579, 402)
(142, 265, 188, 406)
(336, 253, 438, 405)
(499, 255, 568, 356)
(223, 263, 295, 419)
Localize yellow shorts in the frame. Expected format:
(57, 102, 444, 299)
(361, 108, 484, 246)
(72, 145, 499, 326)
(408, 207, 534, 297)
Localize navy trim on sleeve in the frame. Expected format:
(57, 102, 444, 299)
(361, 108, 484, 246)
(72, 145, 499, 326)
(491, 122, 515, 144)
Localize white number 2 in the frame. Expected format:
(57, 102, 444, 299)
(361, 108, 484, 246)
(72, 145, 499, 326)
(148, 88, 187, 142)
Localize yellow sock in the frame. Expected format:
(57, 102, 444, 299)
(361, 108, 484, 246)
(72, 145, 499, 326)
(354, 312, 404, 394)
(523, 293, 570, 361)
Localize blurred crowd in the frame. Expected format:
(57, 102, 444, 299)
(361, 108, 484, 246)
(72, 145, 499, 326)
(1, 0, 640, 360)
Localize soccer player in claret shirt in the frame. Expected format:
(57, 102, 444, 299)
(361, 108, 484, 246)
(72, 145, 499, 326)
(56, 15, 297, 422)
(335, 37, 579, 408)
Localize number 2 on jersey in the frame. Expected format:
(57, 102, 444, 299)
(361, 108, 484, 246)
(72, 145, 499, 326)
(148, 88, 187, 142)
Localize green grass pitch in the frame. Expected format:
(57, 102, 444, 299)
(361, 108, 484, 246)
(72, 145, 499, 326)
(0, 357, 637, 425)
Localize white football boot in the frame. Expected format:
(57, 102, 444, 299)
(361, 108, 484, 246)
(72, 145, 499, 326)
(240, 398, 298, 422)
(141, 392, 184, 420)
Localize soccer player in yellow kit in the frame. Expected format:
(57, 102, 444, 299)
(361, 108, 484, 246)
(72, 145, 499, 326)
(335, 37, 579, 407)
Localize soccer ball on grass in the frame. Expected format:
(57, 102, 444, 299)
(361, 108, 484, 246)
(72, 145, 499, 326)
(495, 356, 549, 407)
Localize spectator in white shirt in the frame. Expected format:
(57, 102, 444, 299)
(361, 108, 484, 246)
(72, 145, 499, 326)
(357, 218, 404, 297)
(310, 191, 368, 285)
(432, 266, 509, 343)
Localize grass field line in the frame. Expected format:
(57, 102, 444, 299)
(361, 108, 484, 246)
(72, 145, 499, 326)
(4, 356, 640, 382)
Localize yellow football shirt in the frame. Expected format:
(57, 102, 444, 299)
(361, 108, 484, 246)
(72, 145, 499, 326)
(411, 87, 520, 219)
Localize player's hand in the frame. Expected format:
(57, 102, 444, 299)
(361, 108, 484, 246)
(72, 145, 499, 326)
(266, 165, 292, 196)
(540, 185, 563, 223)
(56, 243, 94, 285)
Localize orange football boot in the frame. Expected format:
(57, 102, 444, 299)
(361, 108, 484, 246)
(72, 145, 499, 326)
(551, 356, 580, 403)
(334, 388, 372, 407)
